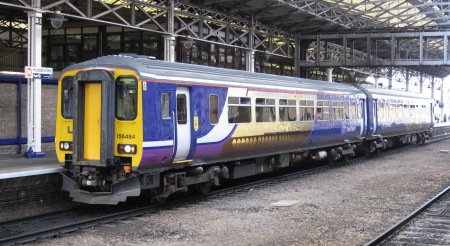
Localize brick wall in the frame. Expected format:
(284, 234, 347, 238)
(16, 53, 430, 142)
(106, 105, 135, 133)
(0, 79, 57, 155)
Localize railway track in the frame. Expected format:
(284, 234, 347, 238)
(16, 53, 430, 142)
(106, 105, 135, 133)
(1, 136, 447, 245)
(366, 185, 450, 246)
(0, 134, 449, 245)
(0, 162, 333, 245)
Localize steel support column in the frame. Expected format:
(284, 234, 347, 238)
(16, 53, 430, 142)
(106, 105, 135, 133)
(25, 0, 44, 158)
(431, 76, 435, 100)
(327, 67, 333, 82)
(405, 67, 410, 92)
(441, 79, 444, 121)
(164, 0, 175, 62)
(163, 35, 175, 62)
(294, 33, 300, 77)
(388, 67, 393, 90)
(246, 50, 255, 72)
(420, 72, 423, 94)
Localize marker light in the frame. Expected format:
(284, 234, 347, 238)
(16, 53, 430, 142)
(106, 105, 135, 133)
(59, 141, 73, 150)
(118, 144, 137, 154)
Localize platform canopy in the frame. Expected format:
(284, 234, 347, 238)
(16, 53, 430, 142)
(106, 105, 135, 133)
(1, 0, 450, 77)
(204, 0, 450, 77)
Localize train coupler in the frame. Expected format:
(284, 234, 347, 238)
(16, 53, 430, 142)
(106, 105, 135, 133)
(61, 173, 141, 205)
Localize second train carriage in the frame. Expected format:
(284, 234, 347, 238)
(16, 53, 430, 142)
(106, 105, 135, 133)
(57, 54, 433, 204)
(360, 87, 434, 152)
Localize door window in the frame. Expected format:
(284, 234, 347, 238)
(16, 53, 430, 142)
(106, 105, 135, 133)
(177, 94, 187, 124)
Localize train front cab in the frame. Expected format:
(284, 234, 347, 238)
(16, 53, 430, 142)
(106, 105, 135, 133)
(56, 68, 143, 204)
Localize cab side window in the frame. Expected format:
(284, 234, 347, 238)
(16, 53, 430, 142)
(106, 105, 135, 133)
(116, 76, 137, 120)
(61, 76, 74, 119)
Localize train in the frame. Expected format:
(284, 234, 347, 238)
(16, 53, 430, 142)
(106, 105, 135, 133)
(56, 54, 434, 205)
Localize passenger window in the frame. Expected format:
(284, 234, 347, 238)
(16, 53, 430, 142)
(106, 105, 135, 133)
(350, 102, 357, 120)
(177, 94, 187, 124)
(161, 93, 171, 119)
(256, 98, 275, 123)
(316, 100, 330, 120)
(228, 97, 251, 123)
(299, 100, 314, 121)
(61, 76, 74, 119)
(279, 99, 296, 122)
(332, 101, 344, 120)
(384, 102, 387, 118)
(409, 105, 414, 117)
(344, 101, 350, 119)
(116, 76, 137, 120)
(397, 104, 403, 118)
(210, 95, 219, 124)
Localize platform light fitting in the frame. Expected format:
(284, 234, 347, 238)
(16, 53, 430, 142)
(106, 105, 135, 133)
(49, 7, 66, 29)
(349, 70, 355, 77)
(181, 35, 193, 49)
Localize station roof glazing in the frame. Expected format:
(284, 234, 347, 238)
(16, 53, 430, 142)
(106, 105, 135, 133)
(205, 0, 450, 33)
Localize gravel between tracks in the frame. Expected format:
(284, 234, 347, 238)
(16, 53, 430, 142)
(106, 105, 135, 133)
(29, 139, 450, 246)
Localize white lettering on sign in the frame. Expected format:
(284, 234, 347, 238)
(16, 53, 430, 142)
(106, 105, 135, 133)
(24, 66, 53, 79)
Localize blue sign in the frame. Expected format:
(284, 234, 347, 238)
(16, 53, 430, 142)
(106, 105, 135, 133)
(33, 73, 52, 79)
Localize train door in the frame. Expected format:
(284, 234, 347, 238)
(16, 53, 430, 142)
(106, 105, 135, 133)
(72, 70, 115, 166)
(358, 98, 365, 137)
(372, 99, 378, 135)
(174, 87, 191, 161)
(84, 83, 101, 160)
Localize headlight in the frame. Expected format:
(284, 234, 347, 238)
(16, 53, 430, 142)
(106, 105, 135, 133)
(118, 144, 137, 154)
(59, 141, 73, 151)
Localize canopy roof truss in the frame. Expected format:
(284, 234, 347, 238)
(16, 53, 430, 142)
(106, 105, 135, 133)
(1, 0, 450, 77)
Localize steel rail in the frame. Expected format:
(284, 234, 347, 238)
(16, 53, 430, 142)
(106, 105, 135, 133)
(0, 134, 449, 245)
(365, 185, 450, 246)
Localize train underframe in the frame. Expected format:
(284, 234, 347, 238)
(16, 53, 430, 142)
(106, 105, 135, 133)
(61, 131, 431, 205)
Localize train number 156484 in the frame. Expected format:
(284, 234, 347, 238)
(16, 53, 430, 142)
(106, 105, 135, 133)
(116, 133, 136, 139)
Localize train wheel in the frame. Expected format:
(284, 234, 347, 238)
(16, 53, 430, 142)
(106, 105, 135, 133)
(151, 189, 168, 204)
(363, 144, 371, 157)
(375, 148, 381, 155)
(327, 157, 335, 165)
(155, 196, 168, 204)
(343, 155, 350, 164)
(195, 182, 211, 195)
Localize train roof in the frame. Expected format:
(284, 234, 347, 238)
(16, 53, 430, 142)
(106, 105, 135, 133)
(63, 54, 363, 95)
(361, 86, 435, 102)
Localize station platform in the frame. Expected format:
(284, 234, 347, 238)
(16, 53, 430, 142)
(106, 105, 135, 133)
(0, 153, 63, 180)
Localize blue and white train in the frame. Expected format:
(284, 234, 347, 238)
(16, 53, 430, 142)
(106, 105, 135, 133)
(55, 54, 434, 204)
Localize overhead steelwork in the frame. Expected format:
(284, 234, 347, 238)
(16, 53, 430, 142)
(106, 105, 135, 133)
(1, 0, 450, 78)
(297, 31, 450, 77)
